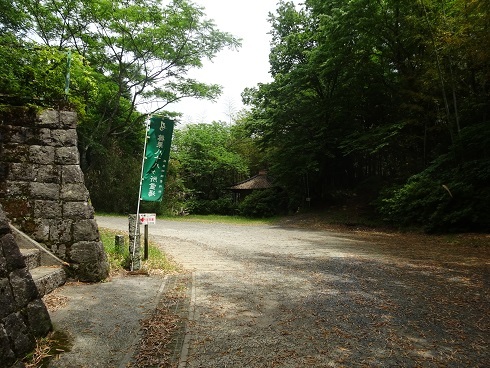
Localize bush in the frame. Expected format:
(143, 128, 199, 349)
(378, 158, 490, 232)
(238, 189, 288, 218)
(188, 197, 237, 216)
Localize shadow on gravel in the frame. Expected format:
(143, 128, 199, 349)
(187, 234, 489, 367)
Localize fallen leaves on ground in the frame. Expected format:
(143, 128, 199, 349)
(128, 276, 190, 368)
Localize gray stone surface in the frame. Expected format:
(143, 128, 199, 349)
(1, 234, 26, 272)
(26, 299, 51, 337)
(4, 181, 29, 198)
(30, 267, 67, 298)
(33, 165, 60, 184)
(72, 219, 99, 242)
(9, 268, 39, 309)
(0, 204, 53, 368)
(0, 107, 109, 283)
(54, 147, 79, 165)
(0, 326, 16, 364)
(62, 201, 94, 220)
(61, 165, 84, 184)
(48, 220, 73, 246)
(60, 183, 89, 201)
(3, 312, 35, 356)
(0, 278, 15, 317)
(30, 182, 59, 200)
(29, 145, 55, 164)
(33, 200, 62, 219)
(69, 241, 108, 281)
(128, 215, 141, 270)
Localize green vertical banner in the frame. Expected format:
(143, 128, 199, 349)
(140, 116, 175, 202)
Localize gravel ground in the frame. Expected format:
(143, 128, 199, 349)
(95, 216, 489, 367)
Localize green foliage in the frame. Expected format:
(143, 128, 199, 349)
(187, 197, 237, 216)
(242, 0, 490, 231)
(238, 189, 288, 218)
(378, 122, 490, 232)
(0, 35, 96, 112)
(1, 0, 242, 217)
(84, 140, 142, 214)
(173, 122, 249, 212)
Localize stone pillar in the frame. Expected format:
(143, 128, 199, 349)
(0, 107, 109, 282)
(128, 215, 141, 270)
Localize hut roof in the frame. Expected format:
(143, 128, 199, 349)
(229, 171, 274, 191)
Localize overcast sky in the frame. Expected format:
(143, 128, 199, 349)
(169, 0, 288, 125)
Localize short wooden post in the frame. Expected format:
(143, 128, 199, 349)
(114, 235, 125, 254)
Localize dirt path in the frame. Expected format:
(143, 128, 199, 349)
(97, 216, 489, 367)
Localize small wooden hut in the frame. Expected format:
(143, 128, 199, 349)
(229, 170, 275, 202)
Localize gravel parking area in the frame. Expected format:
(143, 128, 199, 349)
(96, 216, 489, 367)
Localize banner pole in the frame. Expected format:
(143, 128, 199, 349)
(132, 118, 150, 271)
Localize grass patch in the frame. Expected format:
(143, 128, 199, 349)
(99, 227, 181, 275)
(158, 214, 278, 225)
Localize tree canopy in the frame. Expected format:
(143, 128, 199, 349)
(242, 0, 489, 231)
(1, 0, 242, 214)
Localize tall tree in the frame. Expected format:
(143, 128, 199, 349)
(3, 0, 240, 169)
(243, 0, 490, 229)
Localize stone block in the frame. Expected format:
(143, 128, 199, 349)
(37, 128, 52, 145)
(9, 268, 39, 309)
(29, 145, 55, 164)
(33, 165, 60, 184)
(33, 200, 62, 219)
(50, 243, 67, 259)
(73, 219, 99, 242)
(0, 255, 6, 277)
(32, 219, 50, 243)
(26, 299, 52, 337)
(69, 241, 109, 282)
(30, 182, 59, 200)
(51, 129, 77, 147)
(10, 163, 35, 181)
(60, 183, 89, 201)
(5, 181, 30, 198)
(7, 126, 35, 144)
(0, 324, 16, 367)
(37, 109, 61, 128)
(62, 165, 85, 184)
(0, 106, 37, 127)
(1, 143, 29, 163)
(0, 207, 10, 235)
(55, 146, 80, 165)
(59, 111, 77, 129)
(0, 199, 32, 219)
(3, 312, 36, 356)
(63, 201, 94, 220)
(0, 162, 9, 182)
(49, 220, 72, 244)
(1, 234, 26, 272)
(0, 277, 15, 318)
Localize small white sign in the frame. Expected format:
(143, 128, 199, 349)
(139, 213, 156, 225)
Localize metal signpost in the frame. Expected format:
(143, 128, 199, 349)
(139, 213, 156, 260)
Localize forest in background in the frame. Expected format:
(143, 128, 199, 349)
(1, 0, 488, 232)
(241, 0, 489, 232)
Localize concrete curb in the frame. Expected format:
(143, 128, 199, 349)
(178, 272, 196, 368)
